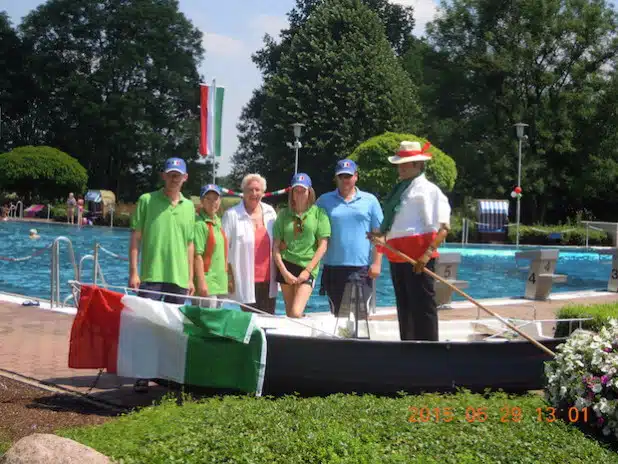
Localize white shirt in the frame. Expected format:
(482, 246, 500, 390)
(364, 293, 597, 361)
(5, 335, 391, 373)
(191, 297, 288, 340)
(386, 173, 451, 240)
(222, 201, 279, 304)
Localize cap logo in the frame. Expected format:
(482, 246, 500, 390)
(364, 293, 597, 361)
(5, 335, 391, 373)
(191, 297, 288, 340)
(171, 159, 181, 166)
(298, 176, 305, 181)
(343, 161, 350, 167)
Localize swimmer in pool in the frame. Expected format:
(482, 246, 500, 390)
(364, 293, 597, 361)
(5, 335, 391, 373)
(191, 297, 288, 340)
(29, 229, 40, 239)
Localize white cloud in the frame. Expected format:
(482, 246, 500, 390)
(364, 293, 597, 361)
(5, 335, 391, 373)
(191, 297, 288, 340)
(390, 0, 439, 37)
(203, 32, 245, 57)
(249, 14, 288, 39)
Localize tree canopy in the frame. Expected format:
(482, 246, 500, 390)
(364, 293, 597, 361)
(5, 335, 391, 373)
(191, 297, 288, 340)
(1, 0, 208, 200)
(232, 0, 420, 194)
(409, 0, 618, 222)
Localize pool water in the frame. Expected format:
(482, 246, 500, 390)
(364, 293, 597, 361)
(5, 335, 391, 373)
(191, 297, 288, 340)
(0, 220, 614, 313)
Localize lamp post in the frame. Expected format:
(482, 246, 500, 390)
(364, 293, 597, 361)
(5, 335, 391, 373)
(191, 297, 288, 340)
(287, 123, 304, 174)
(514, 122, 528, 248)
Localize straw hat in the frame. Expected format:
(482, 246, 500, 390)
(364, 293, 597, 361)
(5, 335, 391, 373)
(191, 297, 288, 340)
(388, 141, 432, 164)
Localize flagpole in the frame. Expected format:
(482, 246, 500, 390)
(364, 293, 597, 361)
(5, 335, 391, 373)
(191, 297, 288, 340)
(212, 77, 217, 184)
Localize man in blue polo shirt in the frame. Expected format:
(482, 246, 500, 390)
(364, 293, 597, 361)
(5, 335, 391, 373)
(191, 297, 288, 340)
(316, 159, 384, 316)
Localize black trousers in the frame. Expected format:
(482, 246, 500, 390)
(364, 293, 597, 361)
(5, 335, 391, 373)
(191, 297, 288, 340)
(320, 265, 372, 317)
(389, 259, 438, 341)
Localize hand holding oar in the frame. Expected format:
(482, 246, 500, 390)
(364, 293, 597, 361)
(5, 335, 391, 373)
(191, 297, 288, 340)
(367, 233, 555, 357)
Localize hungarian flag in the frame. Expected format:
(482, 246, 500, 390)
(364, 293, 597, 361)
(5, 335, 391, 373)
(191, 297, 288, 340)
(68, 285, 266, 395)
(199, 80, 225, 157)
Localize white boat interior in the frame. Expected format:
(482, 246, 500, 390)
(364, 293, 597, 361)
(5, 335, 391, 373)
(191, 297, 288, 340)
(255, 311, 586, 342)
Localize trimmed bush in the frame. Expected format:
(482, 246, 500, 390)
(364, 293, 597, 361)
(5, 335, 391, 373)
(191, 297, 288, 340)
(0, 146, 88, 202)
(58, 392, 618, 463)
(349, 132, 457, 200)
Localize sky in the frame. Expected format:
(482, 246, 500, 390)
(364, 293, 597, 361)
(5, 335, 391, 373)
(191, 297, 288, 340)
(3, 0, 440, 176)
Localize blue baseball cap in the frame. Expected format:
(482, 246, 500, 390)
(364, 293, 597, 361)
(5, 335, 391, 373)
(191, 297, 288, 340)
(200, 184, 222, 197)
(290, 173, 312, 189)
(335, 159, 357, 176)
(164, 157, 187, 174)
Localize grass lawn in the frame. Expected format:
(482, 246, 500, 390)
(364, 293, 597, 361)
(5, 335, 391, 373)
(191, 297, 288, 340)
(58, 390, 618, 464)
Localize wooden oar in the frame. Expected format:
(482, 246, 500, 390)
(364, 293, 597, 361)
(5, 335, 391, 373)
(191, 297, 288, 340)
(371, 238, 556, 357)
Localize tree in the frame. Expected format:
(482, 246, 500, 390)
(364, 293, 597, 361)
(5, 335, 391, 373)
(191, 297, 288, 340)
(233, 0, 418, 187)
(414, 0, 618, 223)
(349, 132, 457, 200)
(0, 12, 41, 152)
(18, 0, 205, 200)
(0, 146, 88, 202)
(232, 0, 420, 194)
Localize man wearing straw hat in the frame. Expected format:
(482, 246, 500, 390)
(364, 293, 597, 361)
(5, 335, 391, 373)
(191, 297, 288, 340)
(368, 141, 451, 341)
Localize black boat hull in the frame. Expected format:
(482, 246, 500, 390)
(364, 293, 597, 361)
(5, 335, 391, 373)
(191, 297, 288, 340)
(261, 334, 564, 395)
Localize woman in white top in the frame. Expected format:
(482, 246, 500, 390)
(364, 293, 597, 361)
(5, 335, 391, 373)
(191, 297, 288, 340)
(222, 174, 279, 314)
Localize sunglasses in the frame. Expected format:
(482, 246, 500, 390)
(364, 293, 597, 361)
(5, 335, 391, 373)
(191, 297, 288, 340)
(293, 217, 304, 237)
(337, 174, 353, 179)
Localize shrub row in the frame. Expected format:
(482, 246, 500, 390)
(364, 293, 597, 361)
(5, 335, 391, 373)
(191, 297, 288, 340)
(555, 303, 618, 337)
(447, 221, 611, 246)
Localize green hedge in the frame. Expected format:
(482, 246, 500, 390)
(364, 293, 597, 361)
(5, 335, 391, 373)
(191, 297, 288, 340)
(507, 225, 611, 246)
(58, 391, 617, 463)
(555, 303, 618, 337)
(446, 219, 610, 246)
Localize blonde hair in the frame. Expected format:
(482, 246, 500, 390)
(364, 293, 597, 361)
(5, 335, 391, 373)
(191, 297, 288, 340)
(288, 187, 316, 212)
(241, 173, 267, 192)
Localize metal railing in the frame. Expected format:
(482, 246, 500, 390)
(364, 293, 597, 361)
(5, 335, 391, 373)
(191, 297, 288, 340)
(50, 237, 79, 308)
(9, 201, 23, 219)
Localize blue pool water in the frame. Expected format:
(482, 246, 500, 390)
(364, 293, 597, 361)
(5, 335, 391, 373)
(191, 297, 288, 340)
(0, 220, 614, 313)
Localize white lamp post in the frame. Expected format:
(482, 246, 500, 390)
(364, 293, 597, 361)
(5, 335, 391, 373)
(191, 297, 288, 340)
(287, 123, 305, 174)
(513, 122, 528, 248)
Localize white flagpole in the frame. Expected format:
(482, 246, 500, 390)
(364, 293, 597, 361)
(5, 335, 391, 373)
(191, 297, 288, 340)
(212, 77, 217, 185)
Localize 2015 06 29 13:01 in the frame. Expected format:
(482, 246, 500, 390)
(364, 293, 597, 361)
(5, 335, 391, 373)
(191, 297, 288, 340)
(408, 406, 589, 423)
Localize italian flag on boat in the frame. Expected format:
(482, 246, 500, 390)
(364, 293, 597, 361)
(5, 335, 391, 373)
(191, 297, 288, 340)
(68, 285, 266, 395)
(199, 80, 225, 157)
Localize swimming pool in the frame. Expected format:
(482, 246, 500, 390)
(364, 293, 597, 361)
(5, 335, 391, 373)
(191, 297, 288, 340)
(0, 220, 614, 313)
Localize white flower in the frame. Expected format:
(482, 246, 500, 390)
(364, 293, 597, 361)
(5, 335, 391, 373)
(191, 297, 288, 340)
(592, 383, 603, 394)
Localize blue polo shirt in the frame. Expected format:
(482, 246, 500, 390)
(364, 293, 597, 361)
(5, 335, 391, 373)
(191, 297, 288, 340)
(316, 188, 383, 266)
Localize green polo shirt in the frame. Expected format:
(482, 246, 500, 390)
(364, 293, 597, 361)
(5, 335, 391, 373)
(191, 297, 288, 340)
(273, 205, 331, 279)
(130, 189, 195, 289)
(194, 212, 228, 295)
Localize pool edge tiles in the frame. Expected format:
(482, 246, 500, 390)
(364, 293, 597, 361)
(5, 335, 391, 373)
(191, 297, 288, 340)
(3, 288, 617, 320)
(0, 291, 77, 316)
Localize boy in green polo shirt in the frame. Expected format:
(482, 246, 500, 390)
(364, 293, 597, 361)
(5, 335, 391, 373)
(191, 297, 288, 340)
(194, 184, 232, 308)
(129, 157, 195, 393)
(273, 173, 330, 318)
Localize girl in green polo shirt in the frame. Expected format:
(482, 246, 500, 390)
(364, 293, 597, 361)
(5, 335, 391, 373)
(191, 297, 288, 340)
(194, 184, 233, 308)
(273, 173, 331, 318)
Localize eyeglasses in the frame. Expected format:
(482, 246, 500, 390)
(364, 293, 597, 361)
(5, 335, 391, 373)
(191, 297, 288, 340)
(293, 217, 303, 237)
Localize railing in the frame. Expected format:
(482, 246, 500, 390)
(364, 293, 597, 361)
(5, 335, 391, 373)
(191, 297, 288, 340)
(50, 237, 79, 308)
(9, 201, 23, 219)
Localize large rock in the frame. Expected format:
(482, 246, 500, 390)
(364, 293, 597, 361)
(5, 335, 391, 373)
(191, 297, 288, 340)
(0, 434, 110, 463)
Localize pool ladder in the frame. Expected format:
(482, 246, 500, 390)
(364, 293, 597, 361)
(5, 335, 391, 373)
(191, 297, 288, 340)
(50, 238, 108, 308)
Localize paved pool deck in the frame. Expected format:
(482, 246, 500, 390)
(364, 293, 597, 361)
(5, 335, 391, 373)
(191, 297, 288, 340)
(2, 290, 618, 409)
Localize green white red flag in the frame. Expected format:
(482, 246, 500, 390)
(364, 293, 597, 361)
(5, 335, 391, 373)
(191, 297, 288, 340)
(200, 80, 225, 157)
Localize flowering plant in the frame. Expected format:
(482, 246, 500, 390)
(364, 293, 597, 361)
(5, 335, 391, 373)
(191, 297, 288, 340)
(545, 319, 618, 437)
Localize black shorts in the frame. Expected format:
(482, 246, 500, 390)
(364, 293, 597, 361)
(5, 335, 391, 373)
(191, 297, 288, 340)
(276, 259, 314, 286)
